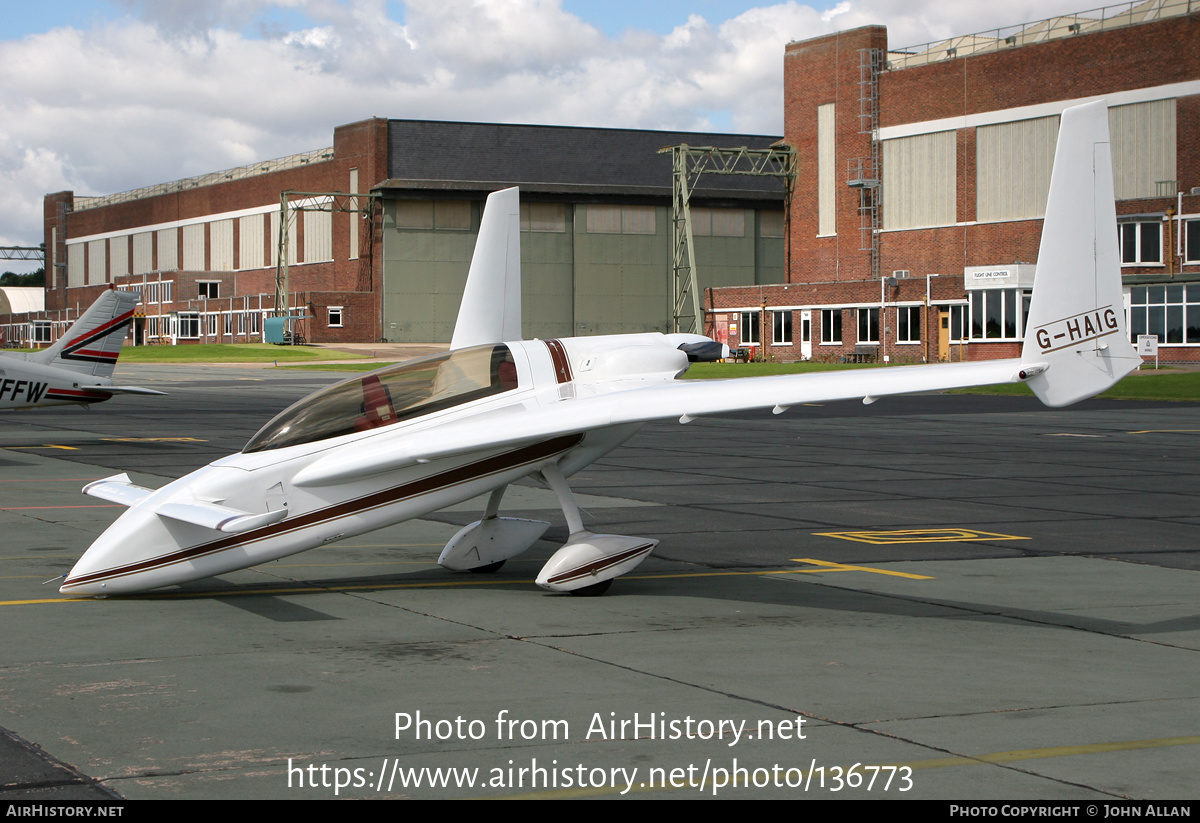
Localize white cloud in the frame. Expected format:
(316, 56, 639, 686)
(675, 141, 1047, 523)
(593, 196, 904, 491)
(0, 0, 1119, 249)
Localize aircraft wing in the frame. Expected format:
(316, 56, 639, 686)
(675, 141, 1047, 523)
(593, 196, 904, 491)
(294, 357, 1034, 486)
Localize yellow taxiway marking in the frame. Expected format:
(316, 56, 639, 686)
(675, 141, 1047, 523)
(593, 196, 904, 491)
(2, 561, 928, 605)
(788, 558, 934, 579)
(4, 445, 79, 451)
(498, 735, 1200, 799)
(100, 437, 208, 442)
(1129, 428, 1200, 434)
(814, 528, 1029, 545)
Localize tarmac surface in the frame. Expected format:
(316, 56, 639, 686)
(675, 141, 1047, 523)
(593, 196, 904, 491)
(0, 361, 1197, 800)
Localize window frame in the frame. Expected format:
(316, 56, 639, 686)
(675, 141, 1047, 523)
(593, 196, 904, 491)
(176, 312, 200, 340)
(857, 307, 879, 345)
(969, 289, 1028, 342)
(820, 309, 842, 345)
(739, 311, 761, 346)
(1129, 284, 1200, 346)
(1119, 220, 1163, 266)
(771, 311, 792, 346)
(1184, 219, 1200, 264)
(896, 306, 921, 344)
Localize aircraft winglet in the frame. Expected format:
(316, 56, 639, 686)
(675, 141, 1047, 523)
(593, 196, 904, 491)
(83, 474, 153, 507)
(450, 187, 522, 350)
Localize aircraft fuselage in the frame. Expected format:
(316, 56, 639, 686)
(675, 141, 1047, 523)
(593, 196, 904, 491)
(60, 334, 682, 595)
(0, 356, 115, 410)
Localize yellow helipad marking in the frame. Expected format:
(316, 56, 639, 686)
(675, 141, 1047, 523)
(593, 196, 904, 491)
(788, 558, 934, 579)
(814, 528, 1029, 545)
(498, 735, 1200, 799)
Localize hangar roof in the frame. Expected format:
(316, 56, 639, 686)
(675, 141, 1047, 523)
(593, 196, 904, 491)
(378, 120, 787, 206)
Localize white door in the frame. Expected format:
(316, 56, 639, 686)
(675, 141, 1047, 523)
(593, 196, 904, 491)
(800, 310, 812, 360)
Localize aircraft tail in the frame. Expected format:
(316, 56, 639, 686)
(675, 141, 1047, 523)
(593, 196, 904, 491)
(31, 288, 139, 379)
(450, 187, 522, 350)
(1021, 100, 1141, 407)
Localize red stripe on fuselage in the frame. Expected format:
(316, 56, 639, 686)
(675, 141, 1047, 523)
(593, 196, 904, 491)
(544, 339, 573, 384)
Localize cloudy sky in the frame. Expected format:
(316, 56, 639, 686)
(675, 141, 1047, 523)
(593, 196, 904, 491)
(1, 0, 1099, 270)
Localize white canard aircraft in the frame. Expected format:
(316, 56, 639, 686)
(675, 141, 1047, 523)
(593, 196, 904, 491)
(61, 101, 1140, 598)
(1, 287, 163, 411)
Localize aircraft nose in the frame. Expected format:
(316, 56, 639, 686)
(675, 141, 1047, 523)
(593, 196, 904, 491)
(59, 508, 175, 596)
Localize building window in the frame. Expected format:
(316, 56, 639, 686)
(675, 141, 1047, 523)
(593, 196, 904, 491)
(857, 308, 879, 344)
(520, 202, 566, 233)
(177, 313, 200, 339)
(1129, 285, 1200, 345)
(772, 311, 792, 345)
(397, 200, 471, 230)
(970, 289, 1028, 341)
(948, 304, 968, 342)
(1120, 221, 1162, 265)
(198, 281, 220, 299)
(896, 306, 921, 343)
(586, 205, 656, 235)
(328, 306, 344, 328)
(820, 309, 842, 344)
(144, 280, 173, 304)
(693, 208, 745, 237)
(32, 321, 52, 345)
(760, 210, 784, 238)
(1187, 220, 1200, 264)
(739, 311, 760, 345)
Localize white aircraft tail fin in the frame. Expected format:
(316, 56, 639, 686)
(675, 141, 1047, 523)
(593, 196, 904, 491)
(31, 288, 140, 379)
(1021, 100, 1140, 407)
(450, 187, 522, 350)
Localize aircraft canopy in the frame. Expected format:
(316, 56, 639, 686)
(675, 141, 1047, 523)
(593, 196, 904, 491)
(243, 344, 518, 453)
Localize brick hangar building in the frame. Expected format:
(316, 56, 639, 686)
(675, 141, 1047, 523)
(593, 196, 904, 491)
(34, 121, 784, 347)
(710, 0, 1200, 364)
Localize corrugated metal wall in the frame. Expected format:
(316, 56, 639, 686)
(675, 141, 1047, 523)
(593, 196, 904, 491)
(818, 103, 836, 237)
(976, 115, 1058, 222)
(882, 130, 956, 229)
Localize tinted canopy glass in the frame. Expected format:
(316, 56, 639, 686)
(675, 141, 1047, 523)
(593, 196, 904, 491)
(244, 344, 518, 453)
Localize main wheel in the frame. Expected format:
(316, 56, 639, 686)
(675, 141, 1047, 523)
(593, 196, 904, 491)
(467, 560, 506, 574)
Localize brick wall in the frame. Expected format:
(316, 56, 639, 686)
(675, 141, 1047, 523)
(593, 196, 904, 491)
(778, 11, 1200, 362)
(43, 118, 389, 344)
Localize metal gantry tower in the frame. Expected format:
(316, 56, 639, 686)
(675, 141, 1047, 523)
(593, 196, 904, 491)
(0, 247, 45, 262)
(659, 145, 797, 335)
(275, 190, 380, 318)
